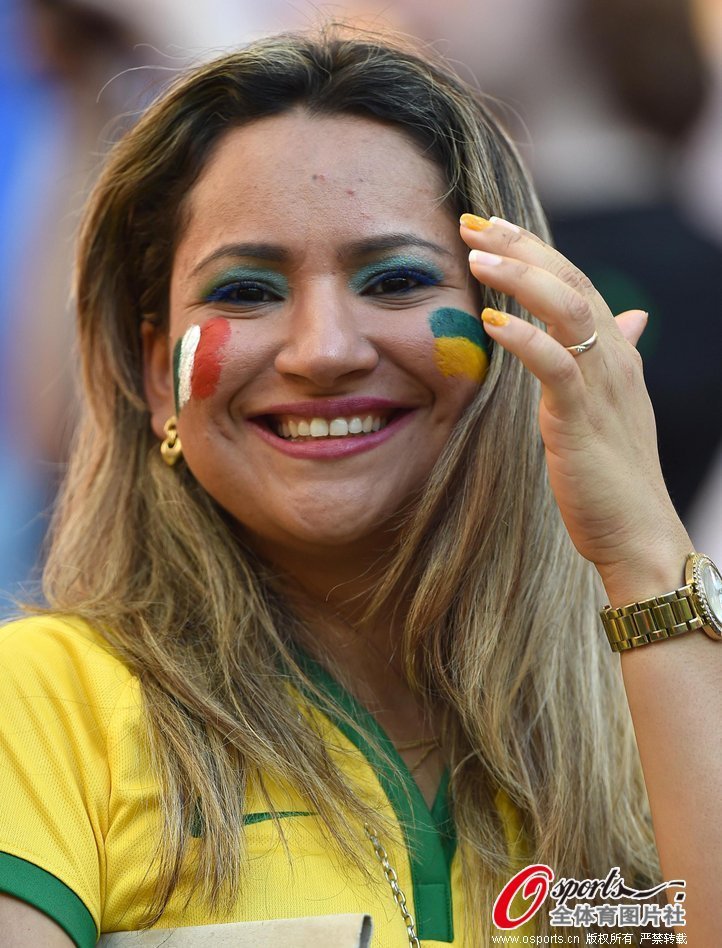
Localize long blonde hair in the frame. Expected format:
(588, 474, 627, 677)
(42, 25, 659, 941)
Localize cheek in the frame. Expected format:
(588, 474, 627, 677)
(173, 317, 271, 416)
(173, 317, 232, 413)
(428, 307, 490, 386)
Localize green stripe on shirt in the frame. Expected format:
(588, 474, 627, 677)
(0, 851, 96, 948)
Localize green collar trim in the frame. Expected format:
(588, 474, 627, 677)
(0, 851, 97, 948)
(295, 650, 456, 942)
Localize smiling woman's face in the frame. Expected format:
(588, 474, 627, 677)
(145, 109, 486, 563)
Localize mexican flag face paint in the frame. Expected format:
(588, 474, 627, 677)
(173, 317, 231, 413)
(428, 307, 490, 384)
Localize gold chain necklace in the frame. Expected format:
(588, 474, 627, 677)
(364, 823, 421, 948)
(296, 609, 433, 945)
(396, 737, 442, 776)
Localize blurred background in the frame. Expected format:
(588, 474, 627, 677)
(1, 0, 720, 614)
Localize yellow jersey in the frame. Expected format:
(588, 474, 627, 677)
(0, 616, 529, 946)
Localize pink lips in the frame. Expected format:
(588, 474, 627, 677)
(247, 396, 415, 459)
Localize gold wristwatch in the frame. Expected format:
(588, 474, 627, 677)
(600, 553, 722, 652)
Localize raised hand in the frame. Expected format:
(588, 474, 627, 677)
(459, 213, 691, 602)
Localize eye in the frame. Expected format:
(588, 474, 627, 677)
(204, 281, 282, 305)
(363, 267, 441, 296)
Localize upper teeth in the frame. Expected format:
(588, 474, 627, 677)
(277, 415, 386, 439)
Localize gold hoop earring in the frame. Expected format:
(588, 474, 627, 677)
(160, 416, 182, 466)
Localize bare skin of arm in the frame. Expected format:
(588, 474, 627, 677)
(0, 894, 74, 947)
(596, 539, 722, 945)
(619, 581, 722, 946)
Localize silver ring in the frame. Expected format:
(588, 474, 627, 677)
(564, 329, 599, 356)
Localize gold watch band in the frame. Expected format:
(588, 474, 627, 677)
(601, 586, 705, 652)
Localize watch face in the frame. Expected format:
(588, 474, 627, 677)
(697, 556, 722, 638)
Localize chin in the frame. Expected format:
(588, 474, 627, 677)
(247, 509, 403, 560)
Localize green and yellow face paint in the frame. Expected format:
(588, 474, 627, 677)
(428, 307, 490, 384)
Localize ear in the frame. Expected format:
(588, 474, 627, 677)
(141, 320, 176, 441)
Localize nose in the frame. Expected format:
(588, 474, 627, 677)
(274, 283, 379, 387)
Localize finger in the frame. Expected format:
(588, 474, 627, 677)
(468, 248, 601, 353)
(613, 310, 648, 348)
(480, 307, 585, 416)
(460, 214, 598, 301)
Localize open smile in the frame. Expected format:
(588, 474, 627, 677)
(272, 410, 396, 440)
(248, 398, 415, 457)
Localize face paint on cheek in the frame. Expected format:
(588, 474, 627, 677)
(428, 308, 490, 384)
(173, 325, 199, 413)
(172, 317, 232, 412)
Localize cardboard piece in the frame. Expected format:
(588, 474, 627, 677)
(97, 913, 373, 947)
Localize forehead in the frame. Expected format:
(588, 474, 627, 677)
(177, 110, 455, 255)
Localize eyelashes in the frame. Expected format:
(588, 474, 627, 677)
(200, 258, 445, 308)
(204, 282, 281, 305)
(200, 266, 289, 307)
(361, 266, 442, 296)
(348, 255, 444, 295)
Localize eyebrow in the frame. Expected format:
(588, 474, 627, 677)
(341, 234, 453, 260)
(190, 233, 453, 276)
(190, 243, 288, 276)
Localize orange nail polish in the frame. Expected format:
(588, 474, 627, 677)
(481, 307, 510, 327)
(460, 213, 492, 231)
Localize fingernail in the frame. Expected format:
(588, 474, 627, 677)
(481, 307, 510, 326)
(489, 216, 520, 234)
(460, 213, 492, 231)
(469, 249, 503, 266)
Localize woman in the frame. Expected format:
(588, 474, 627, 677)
(0, 27, 719, 947)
